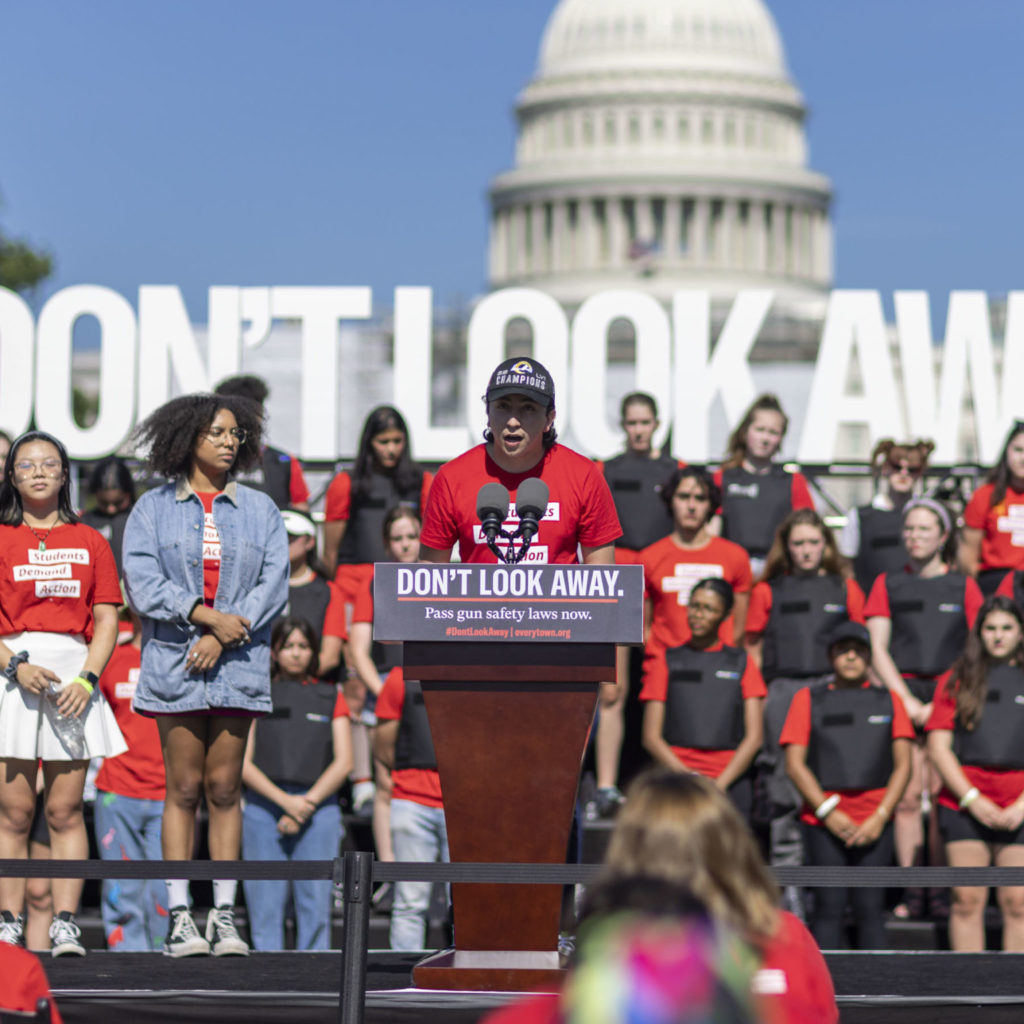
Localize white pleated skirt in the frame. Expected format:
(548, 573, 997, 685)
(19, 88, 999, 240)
(0, 632, 128, 761)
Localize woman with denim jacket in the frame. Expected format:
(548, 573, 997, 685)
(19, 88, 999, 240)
(123, 394, 288, 959)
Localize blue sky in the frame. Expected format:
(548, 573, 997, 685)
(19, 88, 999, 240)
(1, 1, 1020, 328)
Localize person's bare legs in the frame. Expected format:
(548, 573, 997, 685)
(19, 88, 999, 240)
(0, 759, 36, 916)
(595, 648, 629, 792)
(995, 843, 1024, 951)
(372, 757, 394, 862)
(202, 717, 250, 862)
(946, 839, 990, 951)
(25, 839, 52, 950)
(157, 717, 208, 863)
(41, 760, 89, 916)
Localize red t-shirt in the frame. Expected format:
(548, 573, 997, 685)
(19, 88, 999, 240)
(352, 573, 374, 625)
(376, 666, 443, 808)
(996, 569, 1022, 603)
(197, 492, 222, 607)
(95, 643, 166, 801)
(288, 456, 310, 506)
(421, 444, 621, 564)
(925, 671, 1024, 810)
(0, 943, 64, 1023)
(711, 467, 815, 514)
(0, 522, 121, 641)
(964, 482, 1024, 572)
(780, 682, 914, 825)
(324, 470, 434, 524)
(640, 640, 767, 778)
(321, 580, 349, 640)
(744, 576, 866, 635)
(641, 534, 752, 647)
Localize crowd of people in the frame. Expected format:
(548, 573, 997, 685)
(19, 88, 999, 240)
(3, 364, 1024, 995)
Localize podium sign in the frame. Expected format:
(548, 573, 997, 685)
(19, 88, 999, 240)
(373, 563, 643, 645)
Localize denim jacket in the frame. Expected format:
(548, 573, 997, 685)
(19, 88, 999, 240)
(123, 478, 289, 714)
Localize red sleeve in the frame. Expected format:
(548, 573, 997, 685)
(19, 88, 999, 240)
(778, 686, 811, 746)
(727, 543, 753, 594)
(577, 461, 622, 548)
(594, 460, 605, 476)
(964, 576, 985, 628)
(924, 672, 957, 732)
(332, 688, 351, 719)
(890, 691, 915, 739)
(324, 472, 352, 522)
(963, 484, 992, 530)
(744, 582, 772, 635)
(419, 470, 434, 512)
(0, 945, 63, 1023)
(996, 571, 1016, 601)
(712, 467, 724, 516)
(375, 667, 405, 721)
(420, 467, 458, 552)
(641, 545, 659, 601)
(351, 576, 374, 625)
(740, 653, 767, 699)
(863, 574, 891, 619)
(638, 644, 668, 701)
(91, 532, 123, 606)
(845, 578, 866, 624)
(760, 913, 838, 1024)
(790, 472, 814, 511)
(321, 582, 348, 640)
(288, 456, 310, 505)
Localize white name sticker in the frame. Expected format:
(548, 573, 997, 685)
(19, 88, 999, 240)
(662, 563, 724, 606)
(28, 548, 90, 565)
(15, 563, 72, 582)
(35, 580, 81, 598)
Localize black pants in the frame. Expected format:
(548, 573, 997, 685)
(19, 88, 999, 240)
(802, 821, 894, 950)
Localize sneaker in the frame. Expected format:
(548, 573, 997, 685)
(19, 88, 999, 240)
(205, 905, 249, 957)
(594, 785, 625, 819)
(0, 910, 25, 947)
(49, 912, 85, 957)
(352, 779, 376, 815)
(164, 906, 211, 958)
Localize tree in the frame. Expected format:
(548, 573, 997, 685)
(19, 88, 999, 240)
(0, 194, 52, 293)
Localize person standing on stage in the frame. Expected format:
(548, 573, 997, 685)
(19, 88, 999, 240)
(713, 394, 815, 578)
(79, 456, 136, 579)
(419, 358, 621, 566)
(839, 439, 933, 595)
(213, 375, 311, 511)
(962, 421, 1024, 596)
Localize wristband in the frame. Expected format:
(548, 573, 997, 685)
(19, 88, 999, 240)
(72, 676, 95, 695)
(815, 794, 841, 820)
(959, 787, 980, 810)
(874, 804, 890, 820)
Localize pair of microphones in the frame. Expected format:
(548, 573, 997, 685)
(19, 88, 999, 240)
(476, 479, 549, 564)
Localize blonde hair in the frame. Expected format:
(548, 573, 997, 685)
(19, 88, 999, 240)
(600, 770, 779, 940)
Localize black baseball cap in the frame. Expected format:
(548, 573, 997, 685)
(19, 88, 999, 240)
(826, 620, 871, 652)
(485, 358, 555, 407)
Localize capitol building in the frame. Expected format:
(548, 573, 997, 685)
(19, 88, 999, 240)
(487, 0, 833, 332)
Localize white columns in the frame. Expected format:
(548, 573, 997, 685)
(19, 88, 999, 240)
(578, 198, 596, 271)
(664, 197, 681, 262)
(691, 197, 709, 264)
(530, 204, 545, 274)
(551, 200, 568, 273)
(608, 196, 627, 269)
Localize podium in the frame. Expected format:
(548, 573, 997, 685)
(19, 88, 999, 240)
(374, 563, 643, 991)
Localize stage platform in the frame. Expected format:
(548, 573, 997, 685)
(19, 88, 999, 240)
(41, 950, 1024, 1024)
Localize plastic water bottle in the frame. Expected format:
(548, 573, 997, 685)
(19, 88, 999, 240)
(43, 681, 86, 759)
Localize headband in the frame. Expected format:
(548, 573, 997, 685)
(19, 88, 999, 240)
(902, 497, 952, 535)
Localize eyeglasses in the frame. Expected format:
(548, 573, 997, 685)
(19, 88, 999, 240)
(887, 461, 922, 476)
(12, 459, 63, 478)
(203, 427, 247, 446)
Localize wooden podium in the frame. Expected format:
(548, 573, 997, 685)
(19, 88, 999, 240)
(373, 563, 643, 992)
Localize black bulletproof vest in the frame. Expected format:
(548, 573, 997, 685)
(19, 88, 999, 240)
(853, 506, 906, 594)
(81, 508, 130, 578)
(337, 471, 423, 566)
(252, 680, 337, 788)
(886, 571, 968, 677)
(762, 575, 848, 681)
(232, 446, 294, 509)
(954, 665, 1024, 770)
(1013, 572, 1024, 614)
(663, 645, 747, 750)
(281, 575, 333, 641)
(807, 686, 894, 790)
(602, 453, 677, 551)
(720, 465, 793, 559)
(394, 679, 437, 771)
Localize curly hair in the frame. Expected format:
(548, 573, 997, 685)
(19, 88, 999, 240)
(0, 431, 80, 526)
(214, 374, 269, 406)
(760, 507, 847, 581)
(131, 393, 264, 480)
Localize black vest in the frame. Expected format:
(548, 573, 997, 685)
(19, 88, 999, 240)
(807, 686, 894, 790)
(853, 506, 906, 594)
(720, 465, 794, 559)
(252, 680, 337, 788)
(81, 508, 130, 578)
(1012, 572, 1024, 613)
(232, 446, 294, 509)
(762, 575, 848, 681)
(337, 471, 423, 566)
(394, 679, 437, 771)
(663, 645, 748, 750)
(602, 453, 677, 551)
(885, 571, 968, 678)
(280, 575, 333, 641)
(954, 665, 1024, 770)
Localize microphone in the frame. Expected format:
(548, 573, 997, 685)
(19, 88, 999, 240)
(476, 482, 511, 544)
(514, 477, 549, 545)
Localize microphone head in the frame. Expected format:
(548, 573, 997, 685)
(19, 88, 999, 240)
(516, 477, 549, 519)
(477, 482, 511, 520)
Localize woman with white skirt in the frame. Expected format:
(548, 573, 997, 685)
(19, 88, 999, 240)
(0, 431, 125, 956)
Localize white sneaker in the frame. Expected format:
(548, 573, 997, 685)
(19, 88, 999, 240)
(0, 910, 25, 947)
(164, 906, 211, 957)
(352, 779, 376, 814)
(50, 912, 86, 957)
(205, 905, 249, 957)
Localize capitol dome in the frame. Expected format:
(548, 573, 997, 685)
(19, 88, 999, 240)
(487, 0, 833, 315)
